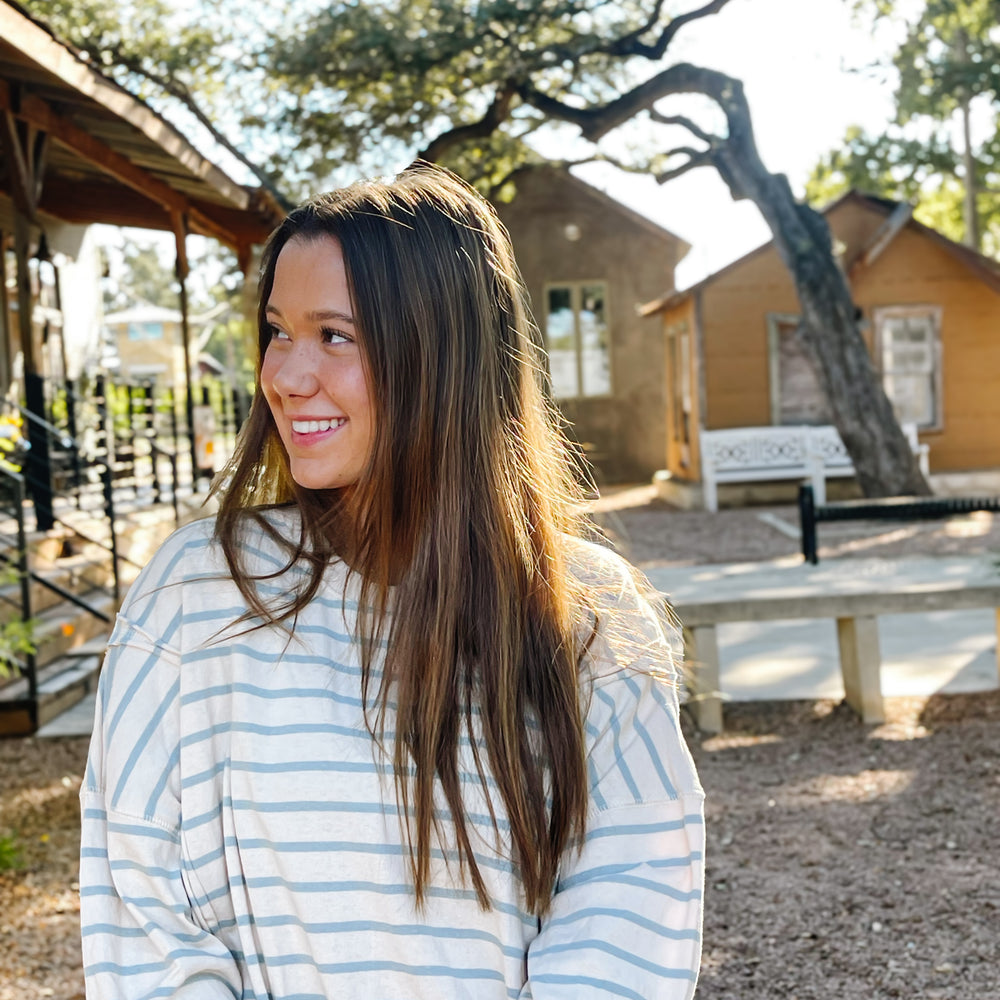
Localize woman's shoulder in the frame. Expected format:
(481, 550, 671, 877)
(566, 535, 681, 689)
(120, 505, 303, 611)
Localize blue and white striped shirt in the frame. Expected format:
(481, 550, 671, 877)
(80, 509, 704, 998)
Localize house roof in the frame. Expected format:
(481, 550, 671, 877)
(502, 166, 691, 261)
(0, 0, 284, 255)
(640, 189, 1000, 315)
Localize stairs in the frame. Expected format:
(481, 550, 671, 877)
(0, 495, 206, 737)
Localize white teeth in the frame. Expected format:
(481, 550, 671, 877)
(291, 418, 343, 433)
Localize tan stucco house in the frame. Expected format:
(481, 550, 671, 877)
(495, 168, 690, 483)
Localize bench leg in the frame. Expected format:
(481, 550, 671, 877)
(683, 624, 723, 734)
(836, 615, 885, 724)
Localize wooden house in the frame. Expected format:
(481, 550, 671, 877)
(494, 168, 689, 483)
(642, 191, 1000, 507)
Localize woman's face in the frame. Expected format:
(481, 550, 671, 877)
(261, 236, 374, 492)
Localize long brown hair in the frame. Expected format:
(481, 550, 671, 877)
(215, 162, 592, 914)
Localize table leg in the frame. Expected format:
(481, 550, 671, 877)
(995, 608, 1000, 683)
(683, 624, 723, 734)
(837, 615, 884, 724)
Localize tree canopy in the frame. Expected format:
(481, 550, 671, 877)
(808, 0, 1000, 255)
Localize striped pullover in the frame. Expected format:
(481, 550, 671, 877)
(80, 508, 705, 999)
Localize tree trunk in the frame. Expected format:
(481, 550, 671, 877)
(709, 91, 931, 497)
(960, 96, 980, 250)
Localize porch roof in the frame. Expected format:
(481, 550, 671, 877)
(0, 0, 285, 257)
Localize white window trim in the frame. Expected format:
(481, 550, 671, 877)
(872, 305, 943, 432)
(543, 280, 613, 400)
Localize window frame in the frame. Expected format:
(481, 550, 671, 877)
(872, 305, 943, 432)
(543, 280, 612, 401)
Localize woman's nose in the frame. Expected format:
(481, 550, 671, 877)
(271, 345, 319, 397)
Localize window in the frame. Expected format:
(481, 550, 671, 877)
(874, 307, 942, 429)
(127, 321, 164, 341)
(545, 282, 610, 398)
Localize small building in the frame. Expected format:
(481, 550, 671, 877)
(103, 304, 187, 385)
(642, 191, 1000, 506)
(494, 168, 689, 483)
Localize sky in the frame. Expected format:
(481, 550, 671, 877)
(574, 0, 904, 288)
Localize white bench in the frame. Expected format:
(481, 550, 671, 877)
(699, 424, 929, 512)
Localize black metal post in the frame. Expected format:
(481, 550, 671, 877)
(23, 371, 54, 531)
(799, 484, 818, 565)
(96, 375, 120, 603)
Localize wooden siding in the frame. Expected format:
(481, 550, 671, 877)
(853, 225, 1000, 471)
(659, 196, 1000, 476)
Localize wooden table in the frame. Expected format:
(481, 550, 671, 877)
(673, 582, 1000, 733)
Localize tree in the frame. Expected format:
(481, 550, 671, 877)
(263, 0, 927, 495)
(24, 0, 929, 495)
(809, 0, 1000, 255)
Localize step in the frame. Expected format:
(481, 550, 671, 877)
(0, 650, 104, 736)
(31, 590, 116, 668)
(36, 653, 102, 729)
(0, 555, 116, 625)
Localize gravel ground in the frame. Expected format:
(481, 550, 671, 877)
(2, 491, 998, 998)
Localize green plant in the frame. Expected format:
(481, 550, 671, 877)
(0, 565, 37, 680)
(0, 832, 23, 871)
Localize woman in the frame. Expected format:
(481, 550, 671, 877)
(80, 163, 704, 998)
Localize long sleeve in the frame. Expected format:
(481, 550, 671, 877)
(80, 605, 242, 998)
(522, 549, 705, 998)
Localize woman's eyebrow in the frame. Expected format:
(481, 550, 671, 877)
(308, 309, 355, 324)
(264, 303, 355, 325)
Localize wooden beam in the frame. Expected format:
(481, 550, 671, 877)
(0, 109, 35, 218)
(0, 79, 237, 247)
(0, 1, 249, 209)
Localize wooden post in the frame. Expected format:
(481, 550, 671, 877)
(2, 108, 54, 529)
(837, 615, 884, 724)
(0, 230, 11, 392)
(683, 624, 723, 734)
(172, 214, 198, 488)
(995, 608, 1000, 684)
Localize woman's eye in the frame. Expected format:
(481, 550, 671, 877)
(320, 326, 351, 346)
(267, 323, 290, 342)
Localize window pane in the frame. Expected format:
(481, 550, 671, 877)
(579, 284, 609, 396)
(885, 374, 934, 426)
(880, 310, 937, 427)
(546, 287, 577, 399)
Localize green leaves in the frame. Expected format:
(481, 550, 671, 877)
(813, 0, 1000, 254)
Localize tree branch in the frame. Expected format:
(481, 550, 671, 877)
(517, 62, 734, 143)
(606, 0, 738, 59)
(487, 152, 659, 199)
(108, 50, 294, 211)
(648, 110, 718, 146)
(419, 84, 517, 162)
(654, 148, 715, 184)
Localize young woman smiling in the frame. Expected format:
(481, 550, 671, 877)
(80, 163, 705, 999)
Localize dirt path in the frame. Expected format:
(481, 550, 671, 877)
(2, 492, 998, 998)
